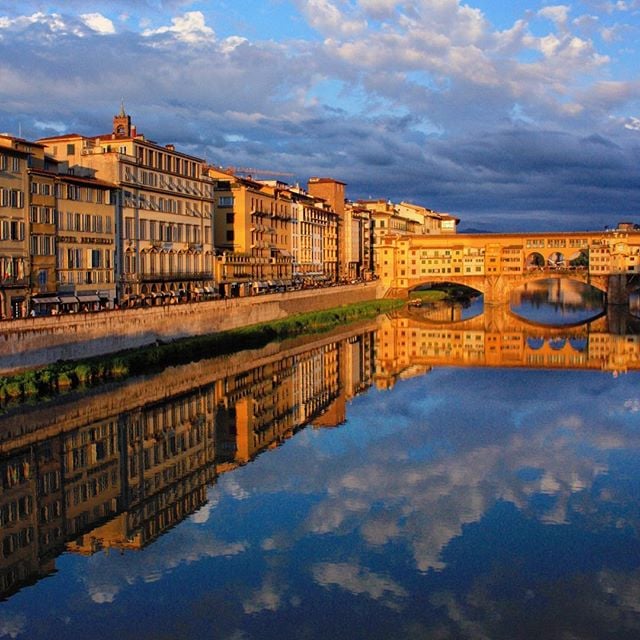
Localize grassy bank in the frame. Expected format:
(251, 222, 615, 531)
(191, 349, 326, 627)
(0, 298, 402, 408)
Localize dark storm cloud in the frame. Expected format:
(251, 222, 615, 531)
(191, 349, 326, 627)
(1, 3, 639, 231)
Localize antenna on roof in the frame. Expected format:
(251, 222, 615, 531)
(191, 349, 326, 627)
(119, 98, 126, 117)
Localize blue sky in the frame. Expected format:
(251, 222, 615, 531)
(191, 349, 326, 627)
(1, 0, 639, 230)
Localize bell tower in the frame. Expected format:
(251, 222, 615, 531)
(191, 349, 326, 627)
(113, 100, 132, 138)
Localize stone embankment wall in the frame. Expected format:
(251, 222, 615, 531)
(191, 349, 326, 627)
(0, 283, 381, 374)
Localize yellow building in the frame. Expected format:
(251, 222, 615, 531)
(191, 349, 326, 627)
(28, 167, 57, 303)
(307, 177, 344, 280)
(590, 229, 640, 275)
(358, 198, 458, 277)
(0, 135, 30, 319)
(52, 172, 118, 311)
(39, 107, 216, 306)
(208, 168, 294, 295)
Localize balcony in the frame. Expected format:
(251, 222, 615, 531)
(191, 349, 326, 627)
(124, 271, 213, 283)
(0, 276, 28, 288)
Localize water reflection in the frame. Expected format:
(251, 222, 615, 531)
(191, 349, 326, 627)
(2, 307, 640, 639)
(511, 278, 606, 325)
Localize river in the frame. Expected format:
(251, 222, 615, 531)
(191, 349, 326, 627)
(1, 280, 640, 639)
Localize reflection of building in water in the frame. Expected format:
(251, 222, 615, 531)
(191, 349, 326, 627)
(0, 329, 375, 599)
(375, 314, 640, 389)
(511, 278, 604, 308)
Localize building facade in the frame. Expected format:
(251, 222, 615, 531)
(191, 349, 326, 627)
(39, 108, 216, 307)
(208, 168, 294, 295)
(0, 136, 30, 319)
(52, 172, 118, 311)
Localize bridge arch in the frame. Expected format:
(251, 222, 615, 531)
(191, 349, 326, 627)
(548, 251, 565, 267)
(526, 252, 545, 268)
(408, 279, 487, 296)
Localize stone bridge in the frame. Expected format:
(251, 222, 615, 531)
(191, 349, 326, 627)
(378, 229, 640, 305)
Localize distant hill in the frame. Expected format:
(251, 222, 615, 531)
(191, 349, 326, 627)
(458, 226, 492, 234)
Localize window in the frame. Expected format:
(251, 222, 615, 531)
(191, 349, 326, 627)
(219, 196, 234, 207)
(226, 230, 234, 242)
(0, 188, 24, 208)
(226, 212, 234, 224)
(66, 144, 75, 155)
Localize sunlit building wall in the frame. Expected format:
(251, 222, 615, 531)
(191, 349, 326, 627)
(0, 135, 30, 318)
(39, 107, 216, 306)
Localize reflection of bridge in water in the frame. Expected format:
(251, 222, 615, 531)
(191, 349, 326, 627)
(2, 309, 639, 601)
(375, 309, 640, 389)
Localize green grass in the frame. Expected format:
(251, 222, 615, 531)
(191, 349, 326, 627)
(0, 298, 403, 410)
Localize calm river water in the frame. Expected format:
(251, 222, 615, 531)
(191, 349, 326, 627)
(2, 280, 640, 640)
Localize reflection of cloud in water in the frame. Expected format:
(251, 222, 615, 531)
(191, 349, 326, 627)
(223, 477, 250, 501)
(625, 399, 640, 413)
(300, 405, 633, 571)
(81, 530, 247, 604)
(312, 562, 407, 608)
(243, 575, 284, 614)
(191, 498, 218, 525)
(599, 569, 640, 614)
(0, 612, 26, 639)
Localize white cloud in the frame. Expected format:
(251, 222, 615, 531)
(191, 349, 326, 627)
(142, 11, 215, 45)
(219, 35, 248, 55)
(80, 12, 115, 35)
(297, 0, 367, 37)
(539, 5, 571, 29)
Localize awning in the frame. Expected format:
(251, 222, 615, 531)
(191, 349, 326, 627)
(98, 290, 111, 299)
(58, 295, 79, 304)
(204, 286, 215, 294)
(77, 294, 100, 303)
(195, 288, 205, 294)
(33, 296, 60, 305)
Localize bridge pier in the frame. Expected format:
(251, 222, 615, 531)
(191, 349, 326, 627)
(483, 276, 511, 306)
(607, 275, 631, 306)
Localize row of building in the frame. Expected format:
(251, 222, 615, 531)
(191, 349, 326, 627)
(0, 106, 457, 319)
(0, 329, 374, 599)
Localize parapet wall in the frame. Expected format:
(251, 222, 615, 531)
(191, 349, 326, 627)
(0, 283, 381, 374)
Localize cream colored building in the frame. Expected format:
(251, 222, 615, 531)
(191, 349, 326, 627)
(289, 184, 339, 283)
(344, 201, 373, 280)
(396, 201, 458, 234)
(0, 135, 30, 318)
(39, 108, 216, 306)
(53, 172, 118, 310)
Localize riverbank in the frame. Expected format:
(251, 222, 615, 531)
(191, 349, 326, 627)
(0, 297, 401, 408)
(0, 282, 382, 374)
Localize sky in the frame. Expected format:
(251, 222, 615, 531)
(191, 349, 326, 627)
(1, 0, 639, 231)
